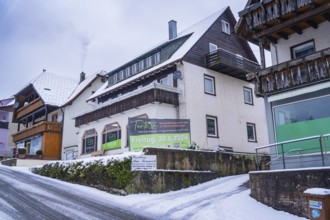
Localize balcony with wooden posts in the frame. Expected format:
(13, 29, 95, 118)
(12, 121, 62, 142)
(16, 97, 44, 120)
(236, 0, 330, 49)
(75, 83, 180, 126)
(206, 48, 260, 80)
(249, 47, 330, 95)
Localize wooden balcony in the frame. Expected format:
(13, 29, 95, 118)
(206, 48, 260, 80)
(12, 121, 62, 142)
(250, 47, 330, 95)
(16, 97, 44, 120)
(237, 0, 330, 49)
(75, 83, 180, 127)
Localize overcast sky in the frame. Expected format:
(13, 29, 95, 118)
(0, 0, 262, 99)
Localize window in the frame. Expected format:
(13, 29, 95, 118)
(51, 113, 58, 122)
(139, 60, 145, 71)
(102, 123, 121, 150)
(125, 67, 131, 78)
(82, 129, 97, 154)
(146, 56, 153, 68)
(243, 87, 253, 105)
(291, 40, 315, 59)
(118, 70, 124, 81)
(209, 43, 218, 53)
(113, 73, 118, 83)
(206, 115, 218, 137)
(159, 74, 173, 86)
(247, 123, 257, 142)
(204, 75, 216, 95)
(222, 20, 230, 35)
(154, 52, 161, 64)
(132, 63, 138, 75)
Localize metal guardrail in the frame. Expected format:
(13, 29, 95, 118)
(255, 134, 330, 170)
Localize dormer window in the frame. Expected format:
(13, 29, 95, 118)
(118, 70, 124, 81)
(139, 60, 145, 71)
(132, 63, 138, 75)
(146, 56, 153, 68)
(154, 52, 161, 64)
(125, 67, 131, 77)
(221, 20, 230, 35)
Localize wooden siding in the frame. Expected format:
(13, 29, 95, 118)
(183, 8, 258, 69)
(16, 98, 43, 120)
(42, 132, 62, 160)
(76, 88, 179, 127)
(12, 121, 62, 143)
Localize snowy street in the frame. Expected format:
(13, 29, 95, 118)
(0, 165, 306, 220)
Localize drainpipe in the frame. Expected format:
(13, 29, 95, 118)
(272, 43, 279, 65)
(60, 107, 65, 160)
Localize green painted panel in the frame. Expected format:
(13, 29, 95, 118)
(102, 140, 121, 150)
(276, 117, 330, 155)
(130, 133, 191, 152)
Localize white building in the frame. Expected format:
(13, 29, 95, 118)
(73, 7, 269, 158)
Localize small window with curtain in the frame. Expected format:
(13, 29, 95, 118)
(82, 129, 98, 154)
(291, 40, 315, 59)
(206, 115, 218, 138)
(247, 123, 257, 142)
(243, 87, 253, 105)
(221, 20, 230, 35)
(204, 75, 216, 95)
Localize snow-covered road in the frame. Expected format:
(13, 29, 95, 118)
(0, 165, 306, 220)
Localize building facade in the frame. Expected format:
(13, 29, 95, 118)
(12, 71, 78, 159)
(73, 7, 269, 158)
(0, 98, 15, 157)
(236, 0, 330, 168)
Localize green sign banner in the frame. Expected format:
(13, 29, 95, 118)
(128, 118, 191, 151)
(102, 131, 121, 150)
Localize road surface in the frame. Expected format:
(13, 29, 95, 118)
(0, 166, 150, 220)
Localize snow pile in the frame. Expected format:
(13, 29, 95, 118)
(304, 188, 330, 195)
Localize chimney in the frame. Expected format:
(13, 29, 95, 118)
(80, 72, 86, 83)
(168, 20, 177, 40)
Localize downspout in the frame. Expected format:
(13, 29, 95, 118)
(272, 43, 279, 65)
(60, 107, 65, 160)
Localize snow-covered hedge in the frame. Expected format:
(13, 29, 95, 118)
(33, 153, 142, 195)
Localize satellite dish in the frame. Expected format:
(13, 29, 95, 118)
(57, 115, 63, 122)
(173, 70, 182, 80)
(14, 101, 19, 109)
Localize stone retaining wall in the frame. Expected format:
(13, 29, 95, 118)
(144, 147, 269, 175)
(249, 168, 330, 218)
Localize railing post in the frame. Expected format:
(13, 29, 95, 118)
(319, 135, 325, 167)
(281, 144, 286, 169)
(256, 148, 260, 171)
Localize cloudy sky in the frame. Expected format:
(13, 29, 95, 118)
(0, 0, 262, 99)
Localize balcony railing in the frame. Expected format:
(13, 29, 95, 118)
(0, 121, 9, 129)
(206, 48, 260, 80)
(12, 121, 62, 142)
(253, 48, 330, 95)
(248, 0, 318, 28)
(75, 83, 180, 127)
(16, 97, 44, 119)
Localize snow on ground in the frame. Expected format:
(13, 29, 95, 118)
(5, 164, 306, 220)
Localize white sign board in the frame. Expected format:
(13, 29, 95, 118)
(131, 155, 157, 171)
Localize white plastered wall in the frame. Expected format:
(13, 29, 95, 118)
(270, 22, 330, 65)
(179, 62, 269, 153)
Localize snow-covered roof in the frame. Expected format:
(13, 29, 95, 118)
(29, 71, 78, 107)
(88, 7, 227, 101)
(62, 71, 105, 106)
